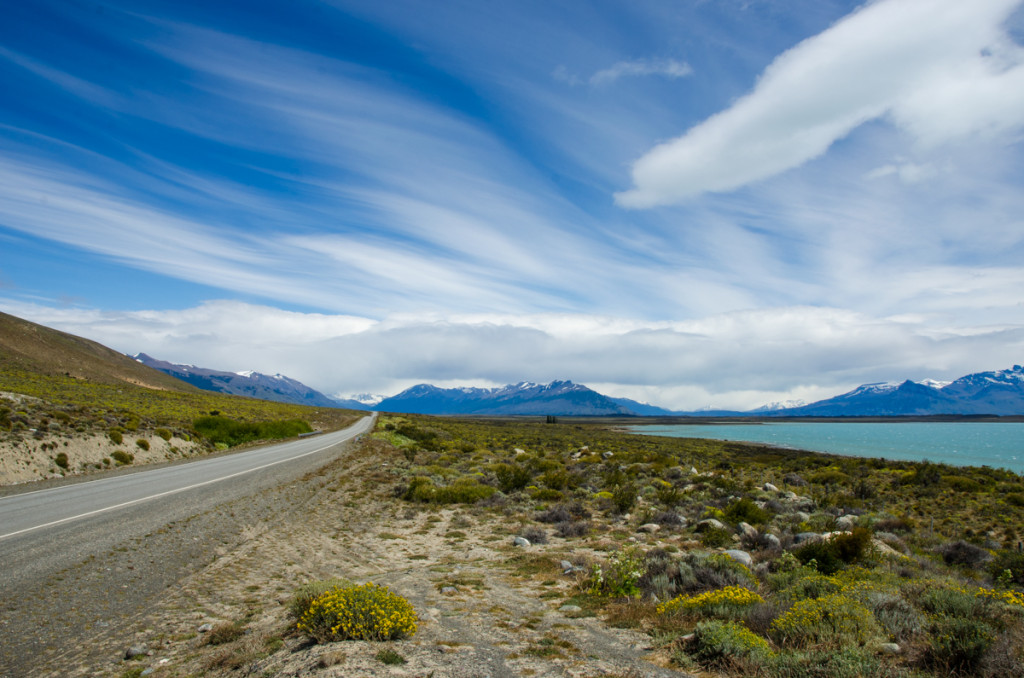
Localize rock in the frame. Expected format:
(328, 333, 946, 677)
(794, 532, 821, 544)
(514, 448, 526, 455)
(763, 482, 779, 492)
(793, 511, 811, 523)
(724, 549, 752, 567)
(783, 491, 799, 501)
(440, 586, 459, 596)
(513, 536, 531, 547)
(124, 646, 149, 660)
(198, 623, 213, 633)
(559, 604, 582, 613)
(559, 560, 573, 571)
(697, 518, 726, 532)
(689, 466, 699, 475)
(784, 473, 808, 486)
(880, 643, 901, 655)
(637, 523, 661, 534)
(836, 515, 858, 530)
(739, 522, 759, 540)
(763, 533, 782, 548)
(602, 451, 614, 459)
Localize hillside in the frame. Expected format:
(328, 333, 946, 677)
(0, 311, 197, 392)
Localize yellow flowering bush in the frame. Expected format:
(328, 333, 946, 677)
(769, 593, 881, 648)
(297, 582, 418, 643)
(658, 586, 765, 618)
(688, 620, 773, 667)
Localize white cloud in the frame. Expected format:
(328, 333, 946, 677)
(589, 58, 693, 86)
(617, 0, 1024, 207)
(3, 300, 1021, 412)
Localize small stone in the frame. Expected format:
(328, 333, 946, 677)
(124, 646, 148, 660)
(689, 466, 699, 475)
(198, 623, 213, 633)
(559, 604, 582, 613)
(559, 560, 573, 571)
(514, 448, 526, 455)
(637, 523, 661, 533)
(440, 586, 458, 596)
(880, 642, 901, 655)
(513, 536, 531, 547)
(724, 549, 752, 567)
(602, 451, 614, 459)
(763, 482, 779, 492)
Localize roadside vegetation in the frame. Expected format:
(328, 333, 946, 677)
(0, 366, 364, 480)
(312, 413, 1024, 677)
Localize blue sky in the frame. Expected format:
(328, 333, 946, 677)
(2, 0, 1023, 409)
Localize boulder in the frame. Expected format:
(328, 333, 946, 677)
(513, 536, 531, 547)
(880, 643, 901, 655)
(124, 646, 149, 660)
(836, 515, 858, 530)
(739, 522, 759, 540)
(763, 482, 779, 492)
(724, 549, 753, 567)
(698, 518, 726, 532)
(637, 523, 661, 534)
(763, 533, 782, 548)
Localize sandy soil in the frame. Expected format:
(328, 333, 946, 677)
(20, 437, 689, 678)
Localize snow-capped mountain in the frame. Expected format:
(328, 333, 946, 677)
(132, 353, 344, 409)
(771, 366, 1024, 417)
(373, 380, 637, 416)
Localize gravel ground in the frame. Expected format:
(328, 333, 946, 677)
(2, 436, 691, 678)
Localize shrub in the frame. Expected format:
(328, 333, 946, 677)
(686, 620, 772, 668)
(940, 540, 992, 568)
(701, 527, 733, 548)
(375, 648, 406, 665)
(765, 647, 894, 678)
(584, 545, 644, 598)
(54, 452, 69, 470)
(205, 621, 245, 646)
(610, 482, 637, 514)
(111, 450, 134, 466)
(690, 553, 756, 592)
(989, 550, 1024, 586)
(289, 578, 353, 620)
(658, 586, 765, 618)
(519, 526, 548, 545)
(493, 463, 532, 493)
(724, 497, 772, 525)
(155, 428, 172, 441)
(922, 616, 996, 675)
(403, 476, 496, 504)
(296, 582, 417, 642)
(770, 593, 881, 648)
(556, 521, 590, 538)
(794, 528, 874, 575)
(193, 415, 312, 447)
(536, 502, 590, 524)
(867, 592, 922, 642)
(135, 439, 149, 451)
(108, 429, 123, 445)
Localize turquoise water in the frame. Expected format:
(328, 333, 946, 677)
(628, 422, 1024, 474)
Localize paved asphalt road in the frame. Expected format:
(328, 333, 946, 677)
(0, 413, 375, 591)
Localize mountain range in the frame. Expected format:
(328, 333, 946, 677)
(135, 350, 1024, 417)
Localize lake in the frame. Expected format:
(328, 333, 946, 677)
(628, 422, 1024, 474)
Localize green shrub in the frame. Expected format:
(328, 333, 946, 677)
(155, 428, 172, 441)
(867, 592, 922, 642)
(770, 593, 881, 648)
(375, 648, 406, 665)
(701, 527, 733, 548)
(922, 616, 996, 675)
(296, 582, 417, 642)
(610, 482, 637, 514)
(989, 550, 1024, 586)
(193, 415, 312, 447)
(54, 452, 69, 470)
(111, 450, 133, 466)
(135, 438, 149, 451)
(584, 545, 644, 598)
(492, 463, 532, 493)
(205, 621, 245, 645)
(794, 528, 874, 575)
(403, 476, 496, 504)
(765, 647, 894, 678)
(686, 620, 772, 668)
(724, 497, 772, 525)
(108, 429, 123, 445)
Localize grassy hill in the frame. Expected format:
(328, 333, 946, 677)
(0, 311, 365, 483)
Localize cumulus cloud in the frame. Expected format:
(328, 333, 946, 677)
(4, 300, 1021, 412)
(617, 0, 1024, 207)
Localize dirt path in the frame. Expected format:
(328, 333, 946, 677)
(10, 438, 688, 677)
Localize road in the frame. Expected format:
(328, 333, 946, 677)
(0, 413, 374, 676)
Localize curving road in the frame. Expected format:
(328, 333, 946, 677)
(0, 413, 375, 590)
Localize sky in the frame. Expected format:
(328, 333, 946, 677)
(1, 0, 1023, 410)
